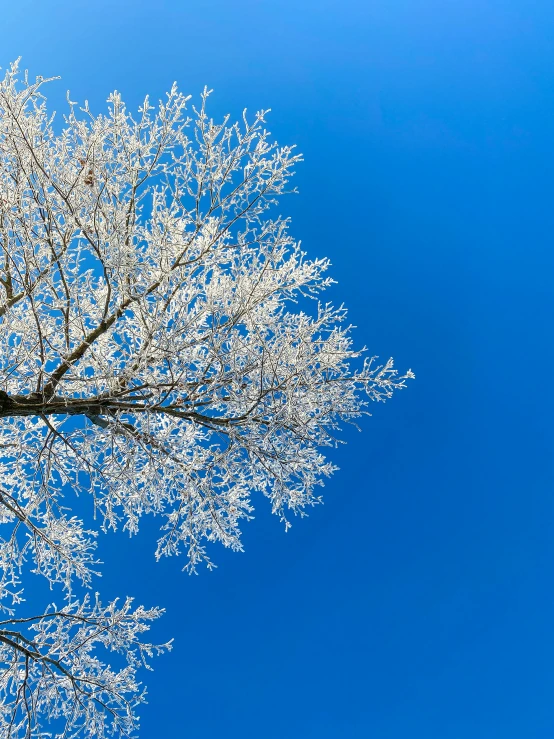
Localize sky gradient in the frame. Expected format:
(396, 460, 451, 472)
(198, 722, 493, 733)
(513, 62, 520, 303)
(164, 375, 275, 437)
(2, 1, 554, 737)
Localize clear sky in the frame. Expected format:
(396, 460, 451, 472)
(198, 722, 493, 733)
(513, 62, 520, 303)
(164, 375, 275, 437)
(3, 1, 554, 737)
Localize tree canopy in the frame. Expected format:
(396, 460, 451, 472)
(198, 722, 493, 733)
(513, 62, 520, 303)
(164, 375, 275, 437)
(0, 60, 413, 738)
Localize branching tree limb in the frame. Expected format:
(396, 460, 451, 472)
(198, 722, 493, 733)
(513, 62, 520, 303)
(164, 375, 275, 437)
(0, 60, 413, 737)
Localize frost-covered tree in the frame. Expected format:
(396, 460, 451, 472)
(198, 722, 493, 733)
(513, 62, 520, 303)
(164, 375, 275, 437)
(0, 60, 413, 737)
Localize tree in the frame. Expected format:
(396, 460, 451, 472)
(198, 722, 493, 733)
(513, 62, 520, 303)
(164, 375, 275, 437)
(0, 59, 413, 738)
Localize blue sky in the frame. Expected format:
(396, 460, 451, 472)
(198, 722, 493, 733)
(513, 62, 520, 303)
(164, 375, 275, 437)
(3, 0, 554, 736)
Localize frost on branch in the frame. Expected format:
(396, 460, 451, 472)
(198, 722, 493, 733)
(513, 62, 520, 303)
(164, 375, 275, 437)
(0, 596, 170, 738)
(0, 59, 413, 737)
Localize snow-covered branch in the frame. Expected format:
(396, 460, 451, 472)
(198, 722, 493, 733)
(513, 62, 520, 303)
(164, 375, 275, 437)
(0, 59, 413, 737)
